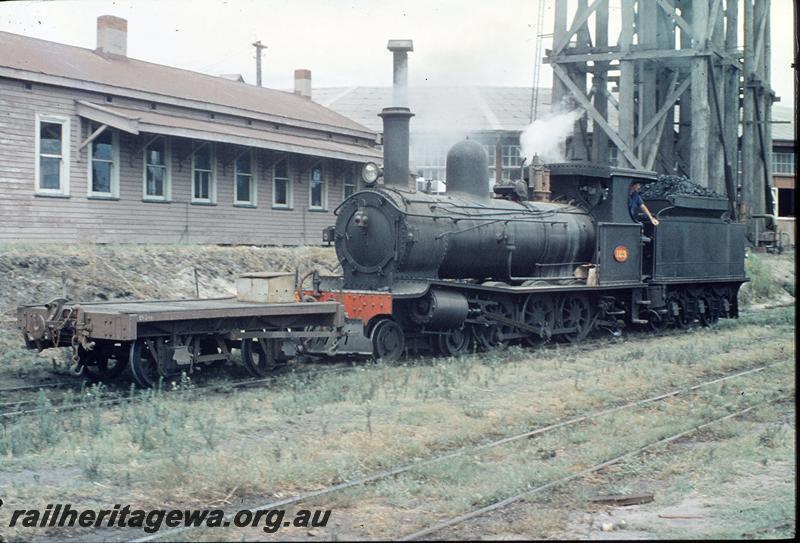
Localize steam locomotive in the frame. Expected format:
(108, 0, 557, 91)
(15, 105, 748, 385)
(309, 106, 748, 361)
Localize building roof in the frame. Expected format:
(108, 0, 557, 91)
(0, 30, 376, 139)
(77, 101, 382, 163)
(771, 105, 795, 142)
(313, 86, 554, 133)
(316, 85, 796, 144)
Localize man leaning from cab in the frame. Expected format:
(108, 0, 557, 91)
(629, 181, 660, 226)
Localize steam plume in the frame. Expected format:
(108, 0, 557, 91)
(520, 107, 583, 164)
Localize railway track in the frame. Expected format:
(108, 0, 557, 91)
(130, 359, 788, 542)
(399, 396, 789, 541)
(0, 362, 361, 418)
(0, 379, 83, 394)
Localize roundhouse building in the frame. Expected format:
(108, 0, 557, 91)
(0, 16, 380, 245)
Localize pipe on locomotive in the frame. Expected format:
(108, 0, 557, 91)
(379, 107, 414, 189)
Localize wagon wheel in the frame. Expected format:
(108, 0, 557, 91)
(557, 294, 593, 343)
(370, 319, 405, 363)
(128, 339, 166, 389)
(78, 344, 128, 381)
(521, 294, 555, 346)
(436, 327, 472, 357)
(241, 338, 281, 377)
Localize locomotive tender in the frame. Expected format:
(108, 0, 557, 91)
(311, 105, 747, 361)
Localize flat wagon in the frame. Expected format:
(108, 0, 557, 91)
(17, 295, 344, 387)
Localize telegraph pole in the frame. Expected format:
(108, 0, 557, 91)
(252, 40, 267, 87)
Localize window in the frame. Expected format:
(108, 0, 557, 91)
(192, 143, 215, 203)
(772, 152, 795, 174)
(143, 138, 170, 201)
(88, 127, 119, 198)
(343, 167, 357, 199)
(35, 114, 70, 195)
(483, 145, 496, 168)
(235, 150, 256, 205)
(309, 164, 326, 210)
(414, 144, 447, 186)
(607, 146, 619, 167)
(777, 188, 795, 217)
(501, 145, 521, 168)
(272, 158, 292, 208)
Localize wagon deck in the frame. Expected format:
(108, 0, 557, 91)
(18, 297, 344, 344)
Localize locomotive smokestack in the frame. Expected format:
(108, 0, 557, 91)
(387, 39, 413, 106)
(380, 39, 414, 189)
(379, 107, 414, 189)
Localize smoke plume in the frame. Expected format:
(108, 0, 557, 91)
(519, 107, 583, 164)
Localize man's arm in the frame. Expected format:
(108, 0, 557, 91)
(640, 202, 660, 226)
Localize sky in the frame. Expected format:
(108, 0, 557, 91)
(0, 0, 795, 105)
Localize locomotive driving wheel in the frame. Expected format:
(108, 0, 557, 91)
(557, 294, 593, 343)
(521, 294, 555, 346)
(474, 297, 514, 351)
(437, 327, 472, 357)
(370, 319, 405, 363)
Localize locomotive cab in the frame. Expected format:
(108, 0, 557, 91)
(545, 163, 659, 286)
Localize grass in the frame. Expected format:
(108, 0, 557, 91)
(0, 308, 793, 542)
(430, 400, 794, 541)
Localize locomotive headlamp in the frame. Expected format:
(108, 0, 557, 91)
(613, 245, 629, 262)
(361, 162, 381, 185)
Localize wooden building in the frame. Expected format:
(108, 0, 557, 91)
(0, 16, 380, 245)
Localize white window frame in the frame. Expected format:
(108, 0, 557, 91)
(308, 163, 327, 211)
(272, 157, 293, 209)
(34, 113, 71, 196)
(772, 151, 795, 174)
(142, 137, 171, 202)
(343, 166, 357, 199)
(501, 145, 521, 168)
(483, 145, 496, 168)
(234, 149, 257, 206)
(191, 142, 216, 204)
(87, 127, 120, 198)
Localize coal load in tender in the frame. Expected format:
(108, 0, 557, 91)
(640, 174, 724, 199)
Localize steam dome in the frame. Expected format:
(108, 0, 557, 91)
(445, 140, 490, 198)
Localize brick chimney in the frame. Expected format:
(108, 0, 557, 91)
(294, 69, 311, 99)
(96, 15, 127, 57)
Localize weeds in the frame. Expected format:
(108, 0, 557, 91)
(740, 253, 786, 304)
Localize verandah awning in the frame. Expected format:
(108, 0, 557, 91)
(75, 100, 382, 164)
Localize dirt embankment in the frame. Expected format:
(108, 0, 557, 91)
(0, 244, 338, 317)
(0, 245, 794, 317)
